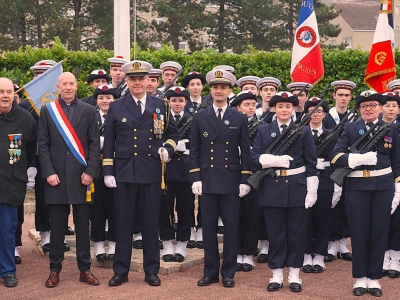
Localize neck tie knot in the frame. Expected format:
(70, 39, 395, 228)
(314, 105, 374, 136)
(175, 114, 181, 121)
(312, 129, 319, 143)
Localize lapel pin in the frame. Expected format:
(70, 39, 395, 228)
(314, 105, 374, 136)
(203, 132, 208, 138)
(358, 129, 364, 135)
(271, 132, 276, 137)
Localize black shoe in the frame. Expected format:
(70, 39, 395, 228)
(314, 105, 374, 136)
(187, 240, 196, 248)
(301, 264, 313, 273)
(108, 274, 128, 286)
(173, 254, 185, 262)
(289, 282, 302, 292)
(257, 254, 268, 263)
(65, 226, 75, 235)
(42, 243, 50, 253)
(337, 252, 352, 261)
(96, 253, 107, 261)
(324, 254, 336, 262)
(132, 240, 143, 249)
(145, 274, 161, 286)
(159, 240, 163, 250)
(368, 288, 382, 297)
(382, 269, 388, 277)
(236, 263, 243, 271)
(15, 256, 22, 264)
(222, 277, 234, 287)
(4, 274, 18, 287)
(162, 254, 174, 262)
(217, 226, 224, 234)
(312, 265, 325, 273)
(387, 269, 400, 278)
(196, 241, 204, 249)
(107, 254, 114, 260)
(64, 242, 70, 252)
(267, 282, 282, 291)
(353, 287, 367, 296)
(197, 276, 219, 286)
(242, 263, 253, 272)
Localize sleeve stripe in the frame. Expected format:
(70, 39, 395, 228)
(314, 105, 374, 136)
(102, 161, 113, 166)
(165, 139, 177, 150)
(241, 171, 252, 175)
(331, 153, 345, 164)
(395, 176, 400, 183)
(189, 168, 200, 173)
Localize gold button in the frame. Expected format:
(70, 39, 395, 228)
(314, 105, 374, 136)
(210, 142, 214, 145)
(134, 145, 137, 148)
(148, 145, 152, 148)
(178, 158, 180, 161)
(286, 180, 288, 183)
(210, 149, 214, 152)
(225, 158, 228, 161)
(134, 129, 137, 132)
(148, 154, 151, 157)
(150, 129, 153, 132)
(211, 165, 214, 168)
(225, 165, 228, 168)
(225, 150, 229, 153)
(149, 137, 152, 141)
(134, 137, 137, 140)
(134, 153, 137, 156)
(276, 180, 278, 183)
(210, 157, 214, 160)
(226, 142, 229, 145)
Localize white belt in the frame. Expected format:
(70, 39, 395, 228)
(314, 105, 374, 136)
(347, 167, 392, 178)
(323, 161, 331, 167)
(183, 149, 190, 155)
(275, 166, 306, 177)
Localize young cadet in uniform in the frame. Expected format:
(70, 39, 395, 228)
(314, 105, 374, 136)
(302, 98, 341, 274)
(90, 84, 118, 262)
(387, 80, 400, 123)
(146, 69, 162, 96)
(330, 91, 400, 297)
(287, 82, 312, 122)
(251, 92, 318, 293)
(230, 91, 259, 272)
(323, 80, 357, 263)
(81, 70, 111, 106)
(190, 69, 251, 288)
(255, 77, 281, 120)
(181, 71, 207, 248)
(237, 76, 260, 95)
(103, 60, 179, 287)
(381, 92, 400, 278)
(107, 56, 128, 88)
(158, 61, 183, 94)
(159, 87, 193, 262)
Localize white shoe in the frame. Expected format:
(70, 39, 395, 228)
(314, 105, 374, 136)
(218, 217, 223, 227)
(367, 278, 381, 289)
(270, 268, 283, 284)
(133, 232, 142, 241)
(259, 240, 269, 255)
(327, 240, 337, 256)
(313, 254, 326, 269)
(243, 255, 255, 267)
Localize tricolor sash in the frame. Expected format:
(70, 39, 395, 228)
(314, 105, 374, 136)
(47, 100, 87, 167)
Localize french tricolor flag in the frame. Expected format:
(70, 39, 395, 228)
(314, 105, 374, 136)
(364, 0, 396, 92)
(290, 0, 324, 85)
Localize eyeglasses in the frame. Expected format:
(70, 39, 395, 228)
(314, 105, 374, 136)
(359, 103, 379, 110)
(308, 110, 324, 115)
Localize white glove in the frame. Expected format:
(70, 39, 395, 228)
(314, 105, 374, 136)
(259, 154, 293, 169)
(100, 136, 104, 150)
(26, 167, 37, 190)
(316, 158, 325, 170)
(239, 184, 251, 197)
(158, 147, 169, 161)
(331, 184, 342, 208)
(305, 176, 319, 209)
(391, 183, 400, 214)
(104, 175, 117, 188)
(192, 181, 202, 196)
(175, 139, 189, 152)
(348, 152, 377, 169)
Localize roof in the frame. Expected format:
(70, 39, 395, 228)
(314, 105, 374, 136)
(332, 2, 380, 30)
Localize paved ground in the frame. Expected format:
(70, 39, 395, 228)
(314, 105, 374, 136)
(2, 212, 400, 299)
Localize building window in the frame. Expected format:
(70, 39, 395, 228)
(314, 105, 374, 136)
(396, 6, 399, 16)
(179, 42, 187, 51)
(330, 40, 336, 46)
(343, 37, 352, 48)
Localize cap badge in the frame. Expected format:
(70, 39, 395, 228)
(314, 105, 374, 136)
(98, 70, 104, 75)
(311, 97, 317, 102)
(281, 92, 288, 99)
(387, 92, 394, 97)
(175, 87, 181, 93)
(116, 55, 124, 59)
(364, 91, 371, 97)
(133, 62, 141, 69)
(102, 86, 108, 91)
(215, 70, 223, 78)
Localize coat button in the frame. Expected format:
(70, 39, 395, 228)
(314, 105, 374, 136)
(148, 154, 151, 157)
(210, 142, 214, 145)
(225, 165, 228, 168)
(225, 158, 228, 161)
(225, 150, 229, 153)
(211, 165, 214, 168)
(178, 158, 180, 161)
(134, 145, 137, 148)
(226, 142, 229, 145)
(286, 180, 288, 183)
(149, 137, 152, 140)
(210, 149, 214, 152)
(67, 151, 70, 154)
(134, 129, 137, 132)
(210, 157, 214, 160)
(134, 153, 137, 156)
(134, 137, 137, 140)
(150, 129, 153, 132)
(276, 180, 278, 182)
(148, 145, 152, 148)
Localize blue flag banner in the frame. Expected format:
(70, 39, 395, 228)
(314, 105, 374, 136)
(24, 61, 63, 115)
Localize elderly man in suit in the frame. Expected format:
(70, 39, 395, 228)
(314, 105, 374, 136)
(38, 72, 100, 288)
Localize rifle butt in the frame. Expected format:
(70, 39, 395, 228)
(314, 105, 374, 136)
(330, 168, 353, 187)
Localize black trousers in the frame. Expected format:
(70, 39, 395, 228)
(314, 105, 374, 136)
(113, 183, 161, 276)
(35, 159, 51, 232)
(90, 177, 116, 242)
(387, 204, 400, 250)
(237, 188, 259, 255)
(15, 204, 24, 247)
(48, 204, 91, 273)
(306, 190, 333, 256)
(264, 206, 309, 269)
(346, 190, 392, 279)
(329, 189, 349, 241)
(159, 181, 194, 242)
(202, 193, 240, 279)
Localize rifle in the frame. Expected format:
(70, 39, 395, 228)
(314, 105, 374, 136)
(72, 64, 85, 78)
(248, 107, 272, 138)
(178, 99, 210, 139)
(295, 83, 330, 125)
(13, 74, 22, 85)
(315, 107, 357, 157)
(330, 117, 396, 187)
(248, 98, 326, 189)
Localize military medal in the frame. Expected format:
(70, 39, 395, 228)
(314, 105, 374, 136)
(17, 134, 22, 146)
(8, 134, 14, 148)
(16, 149, 21, 161)
(9, 149, 14, 164)
(153, 113, 164, 139)
(384, 136, 393, 148)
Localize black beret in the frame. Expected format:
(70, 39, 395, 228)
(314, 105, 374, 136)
(269, 92, 299, 107)
(355, 92, 385, 108)
(304, 98, 329, 113)
(93, 85, 119, 99)
(181, 72, 207, 88)
(165, 87, 190, 100)
(382, 92, 400, 106)
(86, 70, 111, 83)
(230, 91, 258, 107)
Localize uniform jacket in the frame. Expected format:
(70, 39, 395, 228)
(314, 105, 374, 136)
(0, 101, 36, 206)
(184, 96, 208, 114)
(250, 121, 318, 207)
(81, 95, 97, 107)
(189, 106, 251, 194)
(102, 93, 179, 184)
(38, 97, 100, 204)
(330, 118, 400, 191)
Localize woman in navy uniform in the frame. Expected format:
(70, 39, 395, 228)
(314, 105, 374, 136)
(190, 69, 251, 288)
(81, 70, 110, 106)
(330, 91, 400, 297)
(250, 92, 318, 293)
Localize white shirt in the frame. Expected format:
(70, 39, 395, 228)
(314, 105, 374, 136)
(310, 125, 323, 136)
(190, 97, 202, 107)
(171, 110, 184, 120)
(277, 120, 291, 133)
(133, 94, 147, 114)
(213, 103, 228, 119)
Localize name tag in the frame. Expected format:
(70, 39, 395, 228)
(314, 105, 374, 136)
(228, 126, 238, 130)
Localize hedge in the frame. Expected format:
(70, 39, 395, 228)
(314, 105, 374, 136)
(1, 38, 399, 106)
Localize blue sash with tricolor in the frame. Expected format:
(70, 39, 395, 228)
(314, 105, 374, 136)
(46, 100, 87, 167)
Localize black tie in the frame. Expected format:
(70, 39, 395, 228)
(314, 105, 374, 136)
(280, 124, 287, 133)
(312, 129, 319, 143)
(192, 102, 198, 110)
(175, 114, 181, 122)
(136, 100, 142, 114)
(217, 108, 222, 121)
(102, 114, 106, 124)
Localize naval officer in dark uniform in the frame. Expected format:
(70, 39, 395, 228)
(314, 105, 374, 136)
(190, 69, 252, 288)
(103, 60, 179, 287)
(330, 91, 400, 297)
